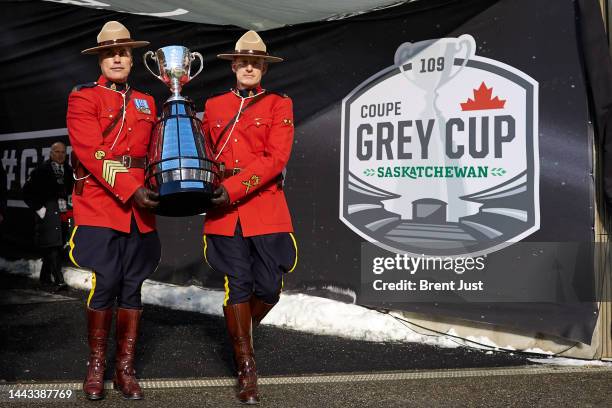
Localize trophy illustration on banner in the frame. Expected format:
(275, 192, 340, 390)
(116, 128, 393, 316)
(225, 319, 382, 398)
(393, 35, 476, 222)
(394, 34, 475, 115)
(144, 46, 222, 216)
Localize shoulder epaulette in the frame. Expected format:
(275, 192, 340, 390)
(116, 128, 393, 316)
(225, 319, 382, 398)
(208, 89, 231, 100)
(266, 91, 289, 98)
(71, 82, 97, 92)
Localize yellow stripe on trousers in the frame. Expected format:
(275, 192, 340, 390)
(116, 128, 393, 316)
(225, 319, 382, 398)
(289, 232, 298, 273)
(202, 235, 212, 269)
(68, 226, 80, 268)
(69, 226, 96, 307)
(223, 275, 230, 306)
(86, 273, 96, 307)
(203, 235, 230, 307)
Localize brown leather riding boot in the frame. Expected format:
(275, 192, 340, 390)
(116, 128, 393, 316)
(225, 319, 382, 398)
(113, 308, 144, 400)
(83, 307, 112, 400)
(224, 302, 259, 405)
(249, 296, 275, 329)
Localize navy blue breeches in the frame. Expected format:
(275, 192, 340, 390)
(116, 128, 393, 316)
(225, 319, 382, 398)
(204, 223, 297, 306)
(69, 218, 161, 310)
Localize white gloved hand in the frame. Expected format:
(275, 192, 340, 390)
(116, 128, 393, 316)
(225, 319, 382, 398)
(35, 207, 46, 219)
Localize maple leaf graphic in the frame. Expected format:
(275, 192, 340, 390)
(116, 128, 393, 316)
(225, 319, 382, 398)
(460, 82, 506, 111)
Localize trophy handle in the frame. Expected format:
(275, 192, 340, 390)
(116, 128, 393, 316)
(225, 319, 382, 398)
(143, 51, 163, 81)
(189, 52, 204, 81)
(447, 38, 472, 82)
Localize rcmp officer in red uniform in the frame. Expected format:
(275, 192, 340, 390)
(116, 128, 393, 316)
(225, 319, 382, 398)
(202, 31, 298, 404)
(66, 21, 161, 401)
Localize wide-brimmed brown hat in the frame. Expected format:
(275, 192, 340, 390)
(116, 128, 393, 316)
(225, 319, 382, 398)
(81, 21, 149, 55)
(217, 30, 283, 63)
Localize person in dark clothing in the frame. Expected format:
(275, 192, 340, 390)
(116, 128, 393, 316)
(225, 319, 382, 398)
(23, 142, 73, 290)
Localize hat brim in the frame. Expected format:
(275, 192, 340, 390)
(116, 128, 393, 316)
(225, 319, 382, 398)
(81, 41, 150, 55)
(217, 52, 283, 63)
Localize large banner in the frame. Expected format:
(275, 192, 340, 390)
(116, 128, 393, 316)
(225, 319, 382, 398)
(0, 0, 602, 343)
(340, 34, 540, 257)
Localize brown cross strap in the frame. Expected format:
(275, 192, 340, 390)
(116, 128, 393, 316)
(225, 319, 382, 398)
(212, 91, 269, 154)
(102, 88, 133, 138)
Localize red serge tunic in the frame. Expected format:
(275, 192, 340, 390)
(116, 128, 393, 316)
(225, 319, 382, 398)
(66, 75, 157, 233)
(202, 89, 294, 237)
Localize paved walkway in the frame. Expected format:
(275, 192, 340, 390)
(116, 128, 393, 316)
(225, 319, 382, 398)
(2, 271, 610, 407)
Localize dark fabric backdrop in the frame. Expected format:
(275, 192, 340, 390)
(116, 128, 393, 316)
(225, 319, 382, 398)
(0, 0, 607, 343)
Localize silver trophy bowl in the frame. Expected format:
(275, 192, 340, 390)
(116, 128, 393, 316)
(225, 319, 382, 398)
(144, 45, 204, 101)
(144, 46, 222, 216)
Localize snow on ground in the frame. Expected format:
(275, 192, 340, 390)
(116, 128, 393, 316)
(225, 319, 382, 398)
(0, 258, 41, 278)
(4, 257, 605, 364)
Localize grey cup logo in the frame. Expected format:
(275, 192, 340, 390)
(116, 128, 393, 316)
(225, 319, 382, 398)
(340, 34, 539, 257)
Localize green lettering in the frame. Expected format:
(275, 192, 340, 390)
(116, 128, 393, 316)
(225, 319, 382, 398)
(454, 167, 467, 177)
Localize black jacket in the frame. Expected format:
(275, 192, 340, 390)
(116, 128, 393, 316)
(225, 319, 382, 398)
(22, 160, 73, 247)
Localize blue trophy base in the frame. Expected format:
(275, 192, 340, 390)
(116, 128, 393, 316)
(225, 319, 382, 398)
(156, 180, 215, 217)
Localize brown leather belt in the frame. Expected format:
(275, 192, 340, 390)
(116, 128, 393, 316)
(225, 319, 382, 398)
(223, 167, 241, 178)
(113, 155, 147, 169)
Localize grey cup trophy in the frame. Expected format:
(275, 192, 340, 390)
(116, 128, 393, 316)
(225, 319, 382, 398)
(144, 46, 222, 216)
